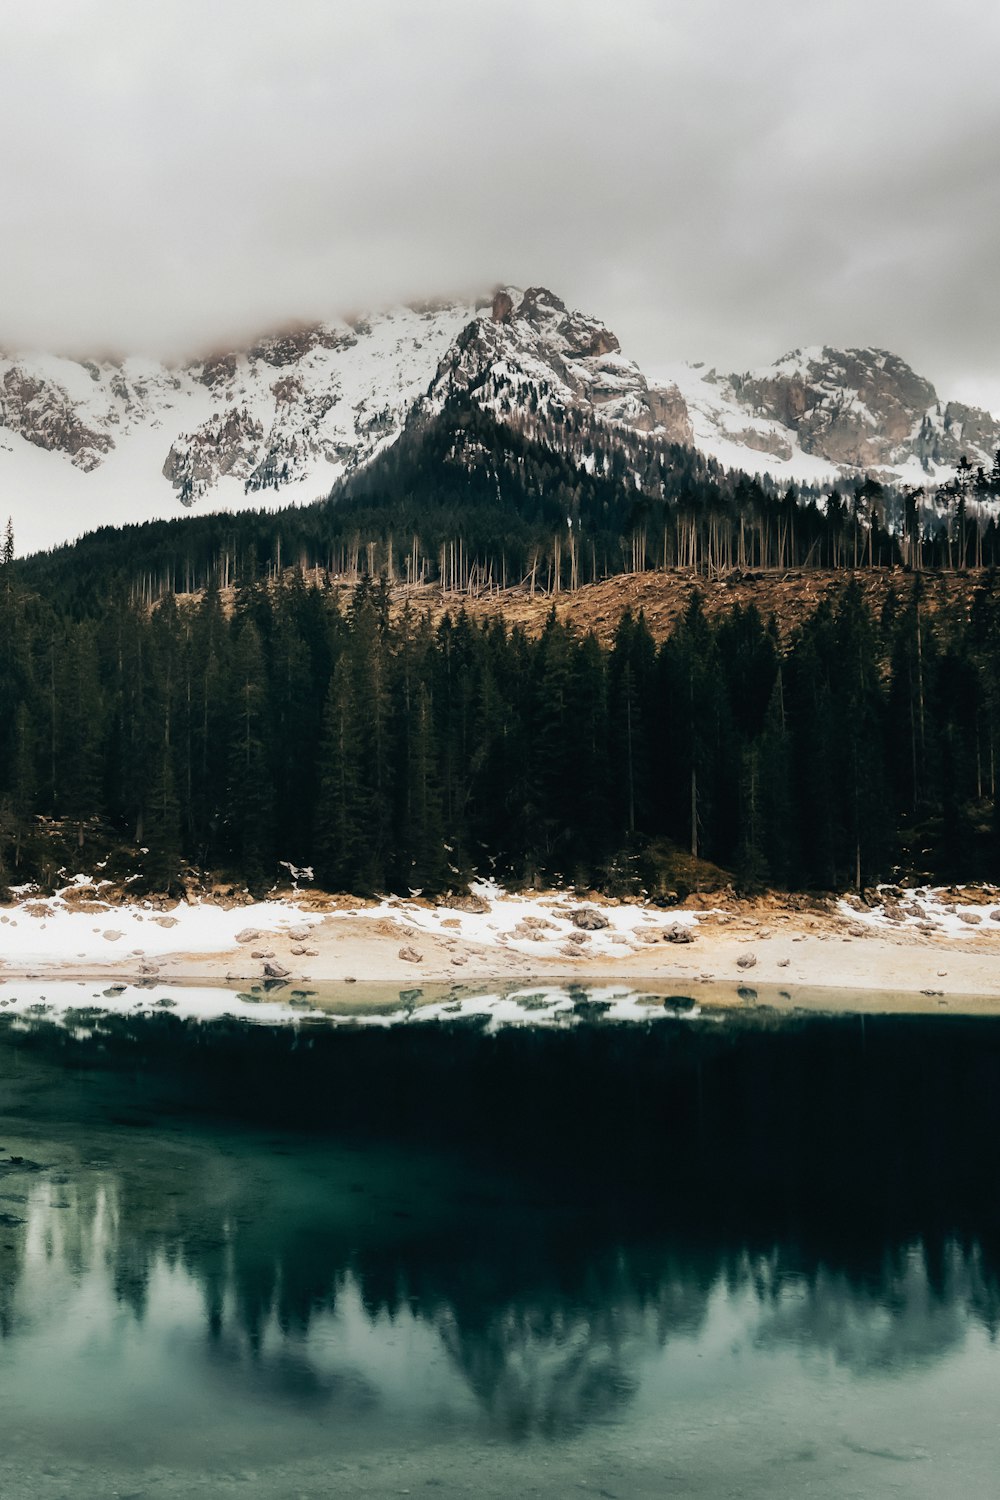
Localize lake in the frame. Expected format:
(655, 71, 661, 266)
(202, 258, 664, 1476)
(1, 986, 999, 1497)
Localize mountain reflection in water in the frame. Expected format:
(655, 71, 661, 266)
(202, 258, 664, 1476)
(1, 1000, 1000, 1494)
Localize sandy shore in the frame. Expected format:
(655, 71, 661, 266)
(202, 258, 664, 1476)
(2, 880, 1000, 1014)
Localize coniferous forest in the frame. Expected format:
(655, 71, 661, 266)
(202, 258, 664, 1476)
(3, 529, 1000, 897)
(16, 398, 1000, 613)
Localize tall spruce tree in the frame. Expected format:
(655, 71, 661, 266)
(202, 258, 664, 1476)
(225, 618, 275, 890)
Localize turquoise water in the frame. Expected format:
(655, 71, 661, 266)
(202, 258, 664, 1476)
(1, 996, 1000, 1496)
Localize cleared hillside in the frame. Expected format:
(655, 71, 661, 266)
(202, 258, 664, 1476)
(224, 564, 1000, 645)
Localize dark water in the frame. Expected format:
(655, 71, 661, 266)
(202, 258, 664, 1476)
(2, 995, 1000, 1497)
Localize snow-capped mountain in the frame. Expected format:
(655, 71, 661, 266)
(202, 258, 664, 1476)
(0, 287, 695, 555)
(419, 287, 693, 445)
(0, 301, 474, 554)
(1, 287, 997, 555)
(664, 346, 1000, 488)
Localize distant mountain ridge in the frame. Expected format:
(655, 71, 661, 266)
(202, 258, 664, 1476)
(1, 286, 997, 554)
(665, 345, 1000, 487)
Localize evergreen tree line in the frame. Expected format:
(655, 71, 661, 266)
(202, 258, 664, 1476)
(18, 397, 1000, 611)
(3, 549, 1000, 896)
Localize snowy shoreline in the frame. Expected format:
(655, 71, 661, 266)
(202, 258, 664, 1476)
(1, 878, 1000, 1014)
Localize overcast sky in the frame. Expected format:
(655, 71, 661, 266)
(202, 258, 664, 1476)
(2, 0, 999, 408)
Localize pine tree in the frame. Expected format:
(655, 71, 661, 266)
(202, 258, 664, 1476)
(532, 610, 577, 869)
(832, 583, 892, 888)
(398, 680, 446, 890)
(656, 595, 729, 862)
(187, 586, 230, 865)
(567, 630, 611, 878)
(608, 609, 655, 841)
(314, 653, 367, 891)
(56, 624, 104, 849)
(144, 733, 183, 892)
(224, 619, 275, 890)
(267, 581, 320, 865)
(755, 671, 794, 885)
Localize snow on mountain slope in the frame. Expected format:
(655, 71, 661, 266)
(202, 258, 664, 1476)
(3, 289, 999, 557)
(660, 346, 1000, 488)
(419, 286, 694, 445)
(0, 288, 695, 556)
(0, 301, 475, 555)
(657, 359, 843, 486)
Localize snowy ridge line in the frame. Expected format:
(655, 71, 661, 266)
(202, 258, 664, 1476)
(1, 299, 476, 555)
(660, 346, 1000, 492)
(5, 283, 999, 557)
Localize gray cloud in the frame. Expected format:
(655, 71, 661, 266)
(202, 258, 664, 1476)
(1, 0, 998, 408)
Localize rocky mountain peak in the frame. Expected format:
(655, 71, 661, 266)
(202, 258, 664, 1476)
(514, 286, 621, 359)
(490, 290, 514, 323)
(417, 286, 688, 448)
(1, 363, 114, 471)
(517, 286, 566, 318)
(2, 285, 998, 557)
(667, 344, 1000, 484)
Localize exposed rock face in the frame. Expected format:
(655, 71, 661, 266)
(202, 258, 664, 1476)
(914, 400, 1000, 471)
(163, 406, 266, 500)
(517, 286, 620, 358)
(1, 366, 113, 470)
(420, 284, 684, 444)
(675, 346, 1000, 479)
(731, 348, 940, 468)
(647, 383, 695, 446)
(731, 426, 794, 461)
(491, 290, 513, 323)
(3, 289, 1000, 557)
(159, 303, 480, 502)
(193, 353, 239, 390)
(246, 324, 357, 367)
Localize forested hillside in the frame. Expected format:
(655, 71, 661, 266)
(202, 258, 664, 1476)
(2, 542, 998, 898)
(17, 396, 1000, 613)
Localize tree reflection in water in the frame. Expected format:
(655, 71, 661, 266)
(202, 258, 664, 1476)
(2, 1005, 1000, 1439)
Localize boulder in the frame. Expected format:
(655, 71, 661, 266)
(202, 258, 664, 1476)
(571, 908, 610, 931)
(438, 892, 491, 915)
